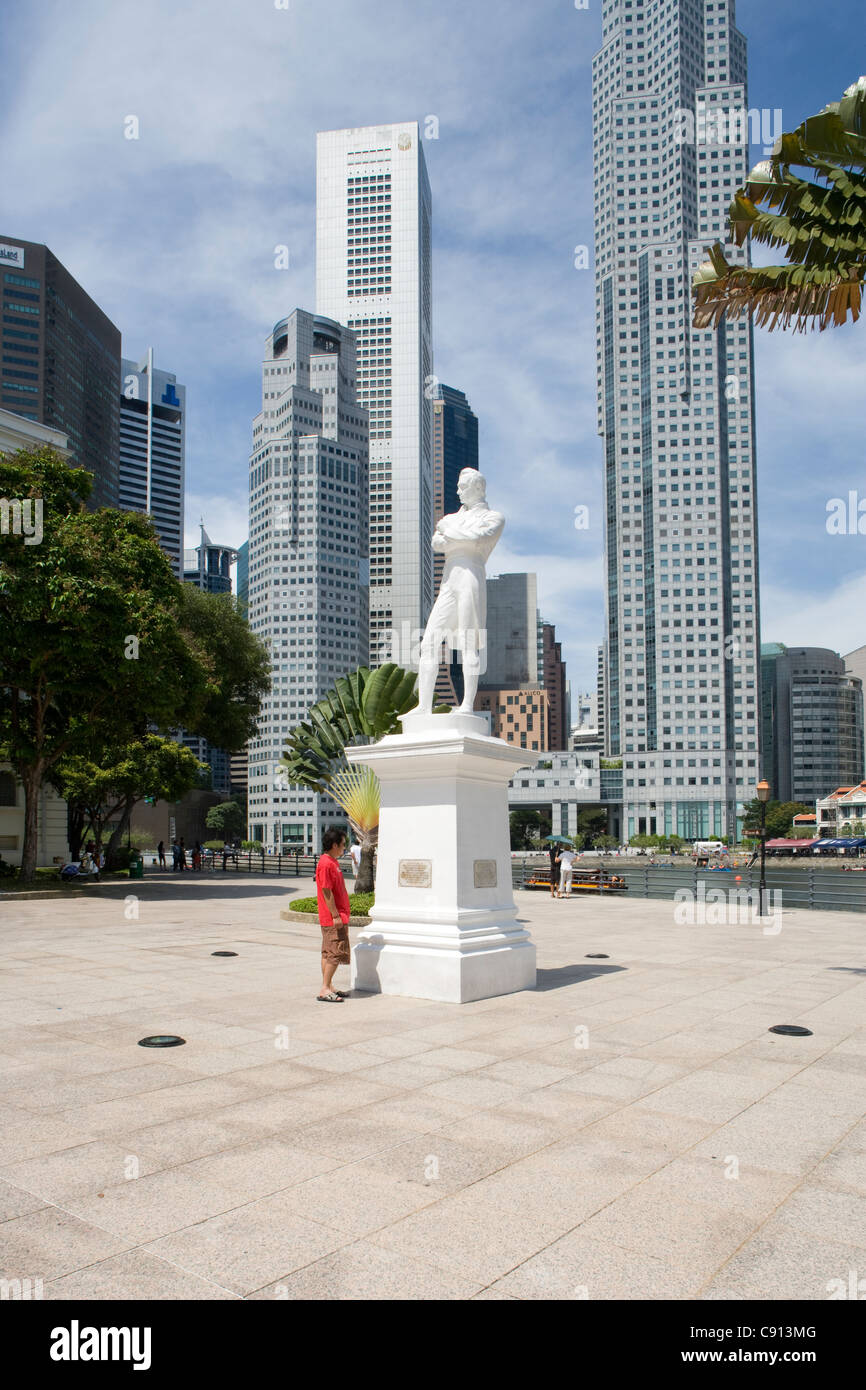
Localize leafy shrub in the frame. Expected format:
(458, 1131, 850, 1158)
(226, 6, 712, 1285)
(289, 892, 373, 916)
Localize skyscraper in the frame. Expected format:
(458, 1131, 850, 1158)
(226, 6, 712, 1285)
(482, 573, 539, 689)
(0, 237, 120, 506)
(592, 0, 760, 842)
(236, 540, 249, 614)
(120, 353, 185, 576)
(432, 384, 479, 589)
(316, 122, 434, 666)
(180, 525, 239, 796)
(542, 621, 569, 752)
(183, 524, 236, 593)
(433, 383, 479, 703)
(761, 644, 865, 804)
(246, 309, 369, 854)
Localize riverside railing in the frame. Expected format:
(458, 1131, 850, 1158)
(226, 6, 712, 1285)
(151, 852, 342, 879)
(510, 859, 866, 913)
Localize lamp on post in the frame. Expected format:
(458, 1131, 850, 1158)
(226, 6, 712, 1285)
(756, 779, 771, 917)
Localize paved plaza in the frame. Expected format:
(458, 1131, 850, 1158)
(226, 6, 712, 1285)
(1, 878, 865, 1300)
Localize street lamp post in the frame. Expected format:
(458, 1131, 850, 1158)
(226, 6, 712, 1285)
(756, 779, 770, 917)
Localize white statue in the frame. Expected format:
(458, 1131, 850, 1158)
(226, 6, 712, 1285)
(417, 468, 505, 715)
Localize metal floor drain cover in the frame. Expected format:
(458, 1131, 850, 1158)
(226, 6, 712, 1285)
(138, 1035, 186, 1048)
(586, 953, 610, 959)
(211, 951, 238, 957)
(768, 1025, 813, 1037)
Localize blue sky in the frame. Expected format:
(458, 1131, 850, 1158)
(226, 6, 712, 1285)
(2, 0, 865, 693)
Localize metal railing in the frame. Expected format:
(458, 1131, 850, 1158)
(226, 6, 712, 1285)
(148, 852, 348, 879)
(511, 859, 866, 913)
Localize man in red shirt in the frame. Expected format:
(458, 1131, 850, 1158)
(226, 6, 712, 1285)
(315, 826, 352, 1002)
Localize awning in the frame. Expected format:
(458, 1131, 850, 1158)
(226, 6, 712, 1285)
(812, 837, 866, 849)
(765, 838, 817, 849)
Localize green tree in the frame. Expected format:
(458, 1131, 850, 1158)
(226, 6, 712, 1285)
(694, 77, 866, 333)
(0, 449, 203, 881)
(740, 799, 812, 841)
(0, 447, 270, 881)
(280, 664, 419, 893)
(177, 585, 270, 752)
(206, 801, 245, 840)
(510, 809, 544, 850)
(577, 809, 608, 846)
(55, 736, 205, 865)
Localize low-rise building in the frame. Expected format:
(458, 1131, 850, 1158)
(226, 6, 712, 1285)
(816, 782, 866, 838)
(507, 752, 622, 841)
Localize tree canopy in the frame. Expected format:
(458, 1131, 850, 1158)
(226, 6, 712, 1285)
(0, 446, 269, 879)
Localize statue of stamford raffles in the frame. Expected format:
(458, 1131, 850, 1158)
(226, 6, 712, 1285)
(417, 468, 505, 716)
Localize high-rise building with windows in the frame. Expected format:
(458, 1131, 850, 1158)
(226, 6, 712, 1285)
(120, 353, 185, 576)
(183, 524, 236, 593)
(316, 122, 434, 666)
(542, 622, 569, 752)
(246, 309, 368, 854)
(762, 644, 865, 804)
(482, 574, 539, 690)
(432, 383, 479, 703)
(0, 237, 120, 507)
(593, 0, 760, 842)
(180, 525, 239, 795)
(432, 384, 479, 591)
(236, 540, 249, 613)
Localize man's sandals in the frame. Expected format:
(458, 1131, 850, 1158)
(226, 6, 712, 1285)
(317, 990, 350, 1002)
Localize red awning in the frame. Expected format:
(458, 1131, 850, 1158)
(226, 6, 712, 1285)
(765, 838, 817, 849)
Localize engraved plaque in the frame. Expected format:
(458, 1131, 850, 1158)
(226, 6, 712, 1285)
(399, 858, 432, 888)
(474, 859, 497, 888)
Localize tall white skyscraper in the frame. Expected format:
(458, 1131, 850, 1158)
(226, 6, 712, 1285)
(119, 353, 185, 576)
(593, 0, 760, 843)
(246, 310, 369, 854)
(316, 122, 434, 666)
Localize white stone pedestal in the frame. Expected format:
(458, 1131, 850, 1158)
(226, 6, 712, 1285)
(345, 710, 536, 1004)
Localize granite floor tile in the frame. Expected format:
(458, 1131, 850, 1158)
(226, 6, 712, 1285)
(0, 1207, 134, 1282)
(142, 1190, 349, 1294)
(489, 1228, 700, 1300)
(249, 1239, 481, 1300)
(44, 1248, 241, 1300)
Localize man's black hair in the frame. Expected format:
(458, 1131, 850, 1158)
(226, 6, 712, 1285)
(322, 826, 347, 852)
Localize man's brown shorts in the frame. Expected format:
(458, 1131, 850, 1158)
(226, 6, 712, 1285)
(320, 922, 351, 966)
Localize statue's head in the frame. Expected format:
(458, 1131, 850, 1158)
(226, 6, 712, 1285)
(457, 468, 486, 505)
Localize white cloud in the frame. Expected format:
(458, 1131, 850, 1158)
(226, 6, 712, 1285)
(5, 0, 865, 696)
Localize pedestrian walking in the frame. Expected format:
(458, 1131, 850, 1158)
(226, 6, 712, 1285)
(172, 840, 181, 871)
(179, 838, 187, 871)
(157, 840, 166, 869)
(349, 841, 362, 880)
(222, 842, 230, 870)
(192, 841, 202, 871)
(315, 826, 351, 1003)
(547, 841, 559, 897)
(557, 846, 577, 898)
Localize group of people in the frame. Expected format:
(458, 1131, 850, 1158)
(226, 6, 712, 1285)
(157, 839, 205, 871)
